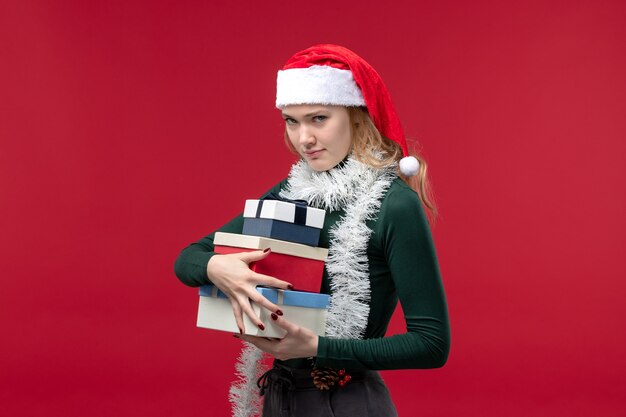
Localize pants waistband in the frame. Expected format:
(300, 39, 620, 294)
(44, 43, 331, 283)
(258, 363, 373, 394)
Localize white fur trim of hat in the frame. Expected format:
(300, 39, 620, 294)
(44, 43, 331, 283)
(276, 66, 366, 108)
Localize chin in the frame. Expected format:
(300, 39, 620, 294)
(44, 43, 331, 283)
(306, 160, 335, 172)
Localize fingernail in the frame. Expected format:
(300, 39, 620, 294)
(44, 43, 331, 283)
(258, 323, 265, 331)
(263, 248, 271, 253)
(271, 313, 278, 321)
(275, 309, 283, 316)
(287, 284, 294, 290)
(239, 328, 243, 335)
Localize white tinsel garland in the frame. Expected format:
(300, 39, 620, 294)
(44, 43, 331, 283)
(229, 156, 396, 417)
(281, 158, 396, 339)
(229, 342, 267, 417)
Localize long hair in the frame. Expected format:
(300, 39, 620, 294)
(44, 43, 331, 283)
(283, 106, 437, 220)
(347, 107, 437, 220)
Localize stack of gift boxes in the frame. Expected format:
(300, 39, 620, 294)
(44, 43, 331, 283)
(197, 195, 329, 338)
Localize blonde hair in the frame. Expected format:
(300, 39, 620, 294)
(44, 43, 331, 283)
(283, 106, 437, 220)
(348, 107, 437, 220)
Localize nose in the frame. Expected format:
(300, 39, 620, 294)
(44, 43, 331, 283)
(298, 124, 315, 146)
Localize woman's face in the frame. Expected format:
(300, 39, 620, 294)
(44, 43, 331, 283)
(282, 105, 352, 172)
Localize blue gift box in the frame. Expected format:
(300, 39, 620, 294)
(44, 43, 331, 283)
(198, 285, 329, 308)
(243, 196, 325, 246)
(242, 218, 321, 246)
(197, 285, 330, 337)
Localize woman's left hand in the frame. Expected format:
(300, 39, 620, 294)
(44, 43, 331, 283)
(237, 314, 318, 361)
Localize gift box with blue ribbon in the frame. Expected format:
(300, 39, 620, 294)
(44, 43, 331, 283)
(242, 193, 326, 246)
(197, 285, 330, 338)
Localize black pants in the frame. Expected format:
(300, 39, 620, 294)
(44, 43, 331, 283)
(259, 364, 398, 417)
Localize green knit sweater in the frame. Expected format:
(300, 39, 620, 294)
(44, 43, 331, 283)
(174, 177, 450, 370)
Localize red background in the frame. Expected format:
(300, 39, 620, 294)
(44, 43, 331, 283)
(1, 1, 625, 416)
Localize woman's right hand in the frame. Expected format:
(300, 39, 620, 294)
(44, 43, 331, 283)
(206, 249, 293, 334)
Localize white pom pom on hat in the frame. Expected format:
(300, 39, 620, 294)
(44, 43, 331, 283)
(399, 156, 420, 176)
(276, 44, 419, 176)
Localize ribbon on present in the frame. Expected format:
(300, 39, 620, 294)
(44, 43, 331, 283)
(256, 192, 309, 225)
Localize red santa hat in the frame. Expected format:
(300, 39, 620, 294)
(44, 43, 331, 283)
(276, 44, 419, 176)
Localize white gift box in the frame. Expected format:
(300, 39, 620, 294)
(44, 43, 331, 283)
(243, 198, 327, 246)
(214, 232, 328, 260)
(196, 285, 329, 338)
(243, 199, 325, 228)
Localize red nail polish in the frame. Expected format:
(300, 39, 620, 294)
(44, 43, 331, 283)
(258, 323, 265, 331)
(239, 328, 243, 335)
(271, 313, 278, 320)
(275, 309, 283, 316)
(263, 248, 271, 253)
(287, 284, 294, 290)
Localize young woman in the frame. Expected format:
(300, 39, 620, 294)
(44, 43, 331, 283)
(175, 44, 450, 417)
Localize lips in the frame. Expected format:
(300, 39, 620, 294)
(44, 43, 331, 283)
(304, 149, 324, 157)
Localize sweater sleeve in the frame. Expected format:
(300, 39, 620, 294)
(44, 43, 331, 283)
(173, 179, 288, 287)
(315, 183, 451, 370)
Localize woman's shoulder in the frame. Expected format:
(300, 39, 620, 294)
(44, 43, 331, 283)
(371, 177, 432, 249)
(382, 177, 422, 209)
(264, 178, 290, 196)
(374, 176, 429, 228)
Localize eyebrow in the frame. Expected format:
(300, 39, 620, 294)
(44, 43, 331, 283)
(282, 109, 329, 118)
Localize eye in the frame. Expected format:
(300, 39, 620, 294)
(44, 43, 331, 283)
(284, 117, 297, 125)
(312, 115, 328, 123)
